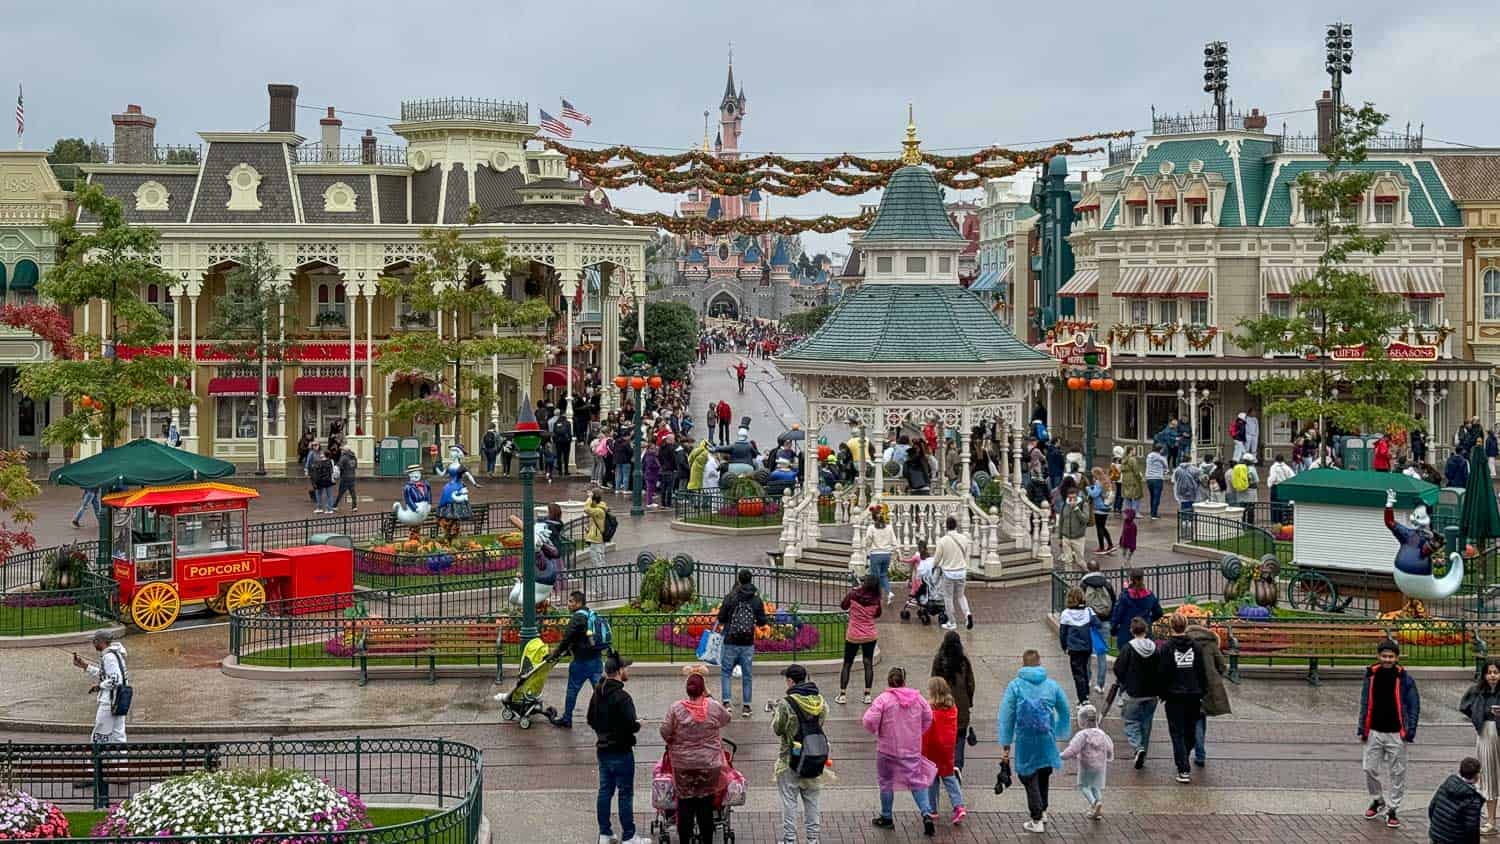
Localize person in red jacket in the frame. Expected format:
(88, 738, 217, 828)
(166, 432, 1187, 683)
(716, 400, 732, 443)
(1373, 437, 1392, 472)
(922, 676, 967, 826)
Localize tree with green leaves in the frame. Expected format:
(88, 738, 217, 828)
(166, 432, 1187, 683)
(621, 301, 697, 382)
(783, 305, 834, 336)
(1235, 103, 1419, 443)
(208, 242, 296, 476)
(17, 183, 195, 448)
(376, 208, 552, 451)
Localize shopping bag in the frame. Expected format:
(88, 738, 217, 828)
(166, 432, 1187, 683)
(723, 766, 747, 807)
(651, 759, 676, 810)
(1090, 626, 1109, 656)
(697, 630, 724, 666)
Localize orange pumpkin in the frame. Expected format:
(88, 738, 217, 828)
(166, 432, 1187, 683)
(1176, 604, 1207, 620)
(737, 499, 765, 517)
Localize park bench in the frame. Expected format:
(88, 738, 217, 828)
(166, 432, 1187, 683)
(2, 742, 220, 808)
(1211, 619, 1488, 686)
(379, 507, 492, 542)
(356, 620, 505, 686)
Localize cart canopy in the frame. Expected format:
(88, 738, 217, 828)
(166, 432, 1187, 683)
(51, 438, 237, 489)
(102, 481, 259, 510)
(1277, 468, 1438, 510)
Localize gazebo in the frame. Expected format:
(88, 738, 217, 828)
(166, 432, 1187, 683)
(774, 114, 1057, 574)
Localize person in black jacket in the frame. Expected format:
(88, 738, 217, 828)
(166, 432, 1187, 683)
(1159, 613, 1207, 784)
(550, 592, 605, 729)
(1114, 617, 1161, 769)
(586, 654, 642, 844)
(717, 569, 768, 718)
(1428, 757, 1484, 844)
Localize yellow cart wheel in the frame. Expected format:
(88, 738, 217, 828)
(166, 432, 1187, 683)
(224, 578, 267, 613)
(131, 582, 180, 632)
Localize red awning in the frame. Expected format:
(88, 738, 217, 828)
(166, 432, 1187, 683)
(1124, 198, 1148, 206)
(1155, 197, 1178, 205)
(1184, 195, 1209, 204)
(543, 365, 580, 388)
(294, 376, 363, 396)
(207, 376, 279, 397)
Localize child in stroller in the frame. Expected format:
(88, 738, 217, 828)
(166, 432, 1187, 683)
(899, 538, 948, 625)
(650, 737, 745, 843)
(493, 636, 558, 729)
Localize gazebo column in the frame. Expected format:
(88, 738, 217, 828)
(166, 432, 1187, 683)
(959, 427, 972, 496)
(871, 411, 886, 500)
(1011, 425, 1024, 489)
(803, 416, 821, 542)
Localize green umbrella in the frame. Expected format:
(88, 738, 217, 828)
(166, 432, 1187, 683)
(1459, 447, 1500, 556)
(50, 438, 236, 489)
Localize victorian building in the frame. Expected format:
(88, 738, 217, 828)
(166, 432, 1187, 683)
(72, 85, 652, 472)
(1434, 151, 1500, 421)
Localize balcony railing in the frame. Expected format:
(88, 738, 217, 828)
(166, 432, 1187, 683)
(80, 144, 203, 164)
(1273, 128, 1423, 154)
(399, 97, 529, 125)
(1151, 108, 1248, 136)
(1107, 322, 1222, 357)
(293, 142, 408, 166)
(1107, 140, 1140, 167)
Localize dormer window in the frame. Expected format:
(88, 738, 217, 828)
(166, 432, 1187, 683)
(1131, 206, 1148, 226)
(1374, 197, 1397, 224)
(906, 256, 927, 273)
(1160, 205, 1177, 226)
(876, 256, 893, 274)
(1190, 204, 1208, 225)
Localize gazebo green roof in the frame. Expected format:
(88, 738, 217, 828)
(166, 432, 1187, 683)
(778, 283, 1051, 366)
(860, 166, 967, 243)
(1277, 468, 1438, 510)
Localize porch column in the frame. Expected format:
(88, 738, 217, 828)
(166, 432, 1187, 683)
(1012, 425, 1024, 489)
(959, 427, 972, 496)
(1426, 383, 1437, 447)
(491, 321, 500, 428)
(274, 271, 293, 452)
(170, 281, 183, 434)
(562, 271, 580, 476)
(364, 290, 375, 437)
(1187, 379, 1198, 464)
(871, 411, 886, 499)
(600, 267, 621, 416)
(348, 275, 358, 433)
(187, 290, 200, 445)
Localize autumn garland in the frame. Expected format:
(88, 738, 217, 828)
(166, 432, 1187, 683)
(615, 209, 877, 236)
(1184, 325, 1219, 350)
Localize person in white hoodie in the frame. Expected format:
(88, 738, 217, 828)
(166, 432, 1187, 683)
(1266, 454, 1295, 502)
(73, 631, 127, 743)
(932, 516, 974, 631)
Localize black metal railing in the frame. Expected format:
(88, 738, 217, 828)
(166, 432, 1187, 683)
(1273, 129, 1423, 154)
(1152, 109, 1248, 136)
(0, 541, 116, 636)
(1107, 140, 1140, 167)
(293, 143, 408, 166)
(1176, 511, 1291, 564)
(350, 515, 583, 589)
(674, 489, 787, 528)
(399, 97, 528, 125)
(3, 737, 483, 844)
(246, 502, 523, 549)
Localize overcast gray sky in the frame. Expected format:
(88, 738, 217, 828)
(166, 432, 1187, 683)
(7, 0, 1497, 256)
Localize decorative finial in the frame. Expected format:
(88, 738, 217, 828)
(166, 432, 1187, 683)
(729, 41, 733, 68)
(901, 103, 922, 166)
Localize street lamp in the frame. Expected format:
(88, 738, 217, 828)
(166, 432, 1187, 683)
(1202, 40, 1229, 131)
(1325, 22, 1353, 137)
(613, 338, 659, 518)
(509, 396, 544, 643)
(1060, 335, 1113, 469)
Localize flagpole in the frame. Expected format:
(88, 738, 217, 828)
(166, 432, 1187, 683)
(15, 83, 22, 151)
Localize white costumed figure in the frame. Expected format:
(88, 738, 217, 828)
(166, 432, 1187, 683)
(1384, 488, 1463, 601)
(393, 464, 432, 541)
(508, 519, 560, 608)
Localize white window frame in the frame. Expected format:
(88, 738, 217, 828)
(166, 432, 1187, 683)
(316, 282, 348, 328)
(1484, 268, 1500, 321)
(300, 396, 348, 440)
(1160, 204, 1177, 226)
(1268, 299, 1291, 319)
(1373, 200, 1396, 224)
(1188, 298, 1210, 326)
(1157, 299, 1178, 325)
(938, 256, 951, 273)
(1128, 299, 1149, 323)
(1190, 203, 1208, 225)
(216, 397, 261, 441)
(905, 256, 927, 274)
(1407, 297, 1435, 327)
(876, 256, 893, 274)
(1130, 205, 1148, 226)
(130, 407, 174, 440)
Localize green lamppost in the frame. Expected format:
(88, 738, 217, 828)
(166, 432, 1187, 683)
(615, 339, 660, 518)
(509, 396, 544, 643)
(1055, 333, 1113, 470)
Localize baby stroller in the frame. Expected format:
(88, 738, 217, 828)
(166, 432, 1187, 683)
(899, 561, 947, 626)
(494, 636, 558, 729)
(650, 738, 744, 844)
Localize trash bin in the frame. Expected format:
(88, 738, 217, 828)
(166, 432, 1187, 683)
(377, 437, 402, 477)
(309, 533, 353, 549)
(402, 437, 422, 472)
(1343, 436, 1373, 472)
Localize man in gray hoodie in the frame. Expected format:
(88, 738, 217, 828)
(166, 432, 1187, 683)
(1112, 618, 1159, 769)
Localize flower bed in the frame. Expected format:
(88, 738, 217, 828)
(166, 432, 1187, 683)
(356, 535, 520, 578)
(0, 790, 69, 840)
(655, 603, 821, 654)
(1, 593, 78, 609)
(91, 769, 368, 839)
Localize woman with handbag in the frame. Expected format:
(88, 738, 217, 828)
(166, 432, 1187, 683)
(1460, 659, 1500, 833)
(73, 631, 129, 744)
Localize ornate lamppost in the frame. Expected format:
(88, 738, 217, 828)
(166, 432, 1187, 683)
(613, 339, 660, 518)
(509, 396, 544, 643)
(1056, 333, 1113, 470)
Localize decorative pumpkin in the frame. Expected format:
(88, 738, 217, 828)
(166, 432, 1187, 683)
(1237, 605, 1271, 620)
(1253, 577, 1279, 609)
(737, 498, 765, 517)
(1176, 603, 1207, 620)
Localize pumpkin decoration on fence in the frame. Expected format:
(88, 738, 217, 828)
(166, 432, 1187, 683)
(1220, 555, 1247, 603)
(1253, 556, 1281, 609)
(737, 498, 765, 517)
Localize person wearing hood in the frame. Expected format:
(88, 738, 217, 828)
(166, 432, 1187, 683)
(1079, 561, 1117, 692)
(73, 631, 128, 744)
(1171, 459, 1199, 516)
(1267, 454, 1295, 501)
(772, 664, 829, 844)
(1185, 622, 1231, 769)
(1109, 568, 1164, 651)
(660, 672, 732, 844)
(1159, 613, 1209, 784)
(717, 569, 768, 717)
(1114, 618, 1161, 769)
(998, 649, 1071, 835)
(641, 446, 661, 509)
(837, 574, 883, 705)
(702, 450, 722, 492)
(1120, 446, 1144, 515)
(1448, 446, 1471, 489)
(1058, 586, 1102, 706)
(1459, 659, 1500, 833)
(930, 631, 976, 772)
(587, 654, 643, 844)
(1428, 757, 1485, 844)
(1056, 487, 1090, 570)
(1060, 703, 1114, 820)
(863, 667, 938, 836)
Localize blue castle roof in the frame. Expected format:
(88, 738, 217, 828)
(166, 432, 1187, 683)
(770, 238, 791, 266)
(706, 197, 722, 220)
(748, 188, 763, 203)
(686, 247, 707, 263)
(744, 243, 762, 262)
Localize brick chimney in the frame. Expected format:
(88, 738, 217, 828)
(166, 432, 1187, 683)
(268, 84, 299, 133)
(319, 107, 342, 160)
(111, 104, 156, 164)
(360, 129, 377, 164)
(1316, 90, 1336, 151)
(1243, 108, 1268, 132)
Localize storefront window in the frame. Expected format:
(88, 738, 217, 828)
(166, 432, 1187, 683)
(175, 509, 245, 557)
(1145, 394, 1177, 441)
(216, 397, 259, 440)
(1116, 392, 1140, 441)
(131, 407, 174, 440)
(301, 396, 348, 439)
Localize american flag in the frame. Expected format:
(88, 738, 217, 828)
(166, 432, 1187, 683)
(14, 84, 22, 138)
(538, 109, 572, 138)
(560, 99, 592, 126)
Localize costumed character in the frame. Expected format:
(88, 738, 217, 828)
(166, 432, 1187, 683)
(506, 515, 560, 608)
(436, 451, 479, 542)
(717, 424, 757, 480)
(393, 465, 432, 542)
(1384, 488, 1463, 605)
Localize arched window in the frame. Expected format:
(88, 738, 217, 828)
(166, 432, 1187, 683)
(10, 259, 39, 305)
(144, 283, 173, 320)
(316, 281, 347, 327)
(1484, 268, 1500, 321)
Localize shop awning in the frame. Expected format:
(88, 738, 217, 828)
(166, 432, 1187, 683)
(1138, 268, 1178, 297)
(9, 260, 38, 290)
(997, 262, 1013, 289)
(1058, 268, 1099, 298)
(1371, 267, 1405, 296)
(1112, 267, 1151, 296)
(1406, 267, 1445, 298)
(543, 365, 580, 388)
(207, 376, 279, 397)
(1261, 266, 1302, 299)
(294, 375, 363, 396)
(1176, 266, 1212, 299)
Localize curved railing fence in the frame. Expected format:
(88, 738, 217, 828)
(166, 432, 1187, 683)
(0, 541, 116, 636)
(3, 737, 483, 843)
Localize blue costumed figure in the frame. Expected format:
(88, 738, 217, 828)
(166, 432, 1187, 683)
(436, 448, 479, 542)
(393, 464, 432, 542)
(1384, 488, 1463, 605)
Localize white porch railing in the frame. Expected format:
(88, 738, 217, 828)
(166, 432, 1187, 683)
(1109, 323, 1222, 357)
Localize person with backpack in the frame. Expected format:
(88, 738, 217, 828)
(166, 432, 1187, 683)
(551, 591, 610, 729)
(73, 630, 129, 744)
(481, 423, 501, 478)
(1227, 452, 1260, 511)
(311, 445, 337, 514)
(998, 649, 1071, 835)
(772, 664, 828, 844)
(334, 447, 358, 512)
(1057, 488, 1090, 570)
(660, 672, 731, 844)
(584, 491, 609, 566)
(1079, 561, 1116, 693)
(837, 574, 882, 706)
(586, 654, 644, 844)
(553, 413, 574, 478)
(1230, 412, 1247, 462)
(1058, 586, 1102, 706)
(922, 676, 967, 827)
(863, 667, 938, 836)
(1114, 617, 1161, 769)
(1159, 613, 1209, 784)
(717, 569, 767, 718)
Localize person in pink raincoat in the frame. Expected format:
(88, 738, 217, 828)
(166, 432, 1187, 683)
(660, 673, 732, 843)
(862, 667, 939, 836)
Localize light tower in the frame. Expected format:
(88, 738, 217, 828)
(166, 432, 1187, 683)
(1202, 40, 1229, 130)
(1325, 22, 1353, 139)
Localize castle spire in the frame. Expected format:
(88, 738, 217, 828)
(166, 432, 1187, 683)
(901, 103, 923, 166)
(702, 110, 710, 153)
(722, 45, 737, 104)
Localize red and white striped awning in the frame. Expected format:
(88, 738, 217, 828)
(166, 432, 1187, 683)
(1137, 268, 1178, 297)
(1371, 267, 1405, 296)
(1261, 267, 1302, 299)
(1058, 268, 1099, 298)
(1176, 266, 1212, 299)
(1405, 267, 1445, 298)
(1112, 267, 1151, 296)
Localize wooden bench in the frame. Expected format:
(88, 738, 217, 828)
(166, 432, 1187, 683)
(356, 620, 504, 686)
(3, 743, 220, 808)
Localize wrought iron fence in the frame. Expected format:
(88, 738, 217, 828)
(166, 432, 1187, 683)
(1273, 130, 1423, 154)
(2, 737, 483, 843)
(293, 143, 408, 165)
(0, 541, 115, 635)
(673, 489, 786, 528)
(1176, 511, 1291, 564)
(399, 97, 528, 125)
(1152, 109, 1248, 135)
(350, 515, 583, 588)
(1107, 141, 1140, 167)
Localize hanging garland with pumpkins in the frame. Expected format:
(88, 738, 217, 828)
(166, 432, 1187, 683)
(1183, 324, 1219, 350)
(615, 209, 878, 236)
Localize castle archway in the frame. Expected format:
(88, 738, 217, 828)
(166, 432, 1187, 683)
(707, 290, 740, 320)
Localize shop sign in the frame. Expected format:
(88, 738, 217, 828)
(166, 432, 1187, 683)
(1330, 341, 1438, 362)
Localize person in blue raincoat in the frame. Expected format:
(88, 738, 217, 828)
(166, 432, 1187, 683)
(998, 649, 1071, 835)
